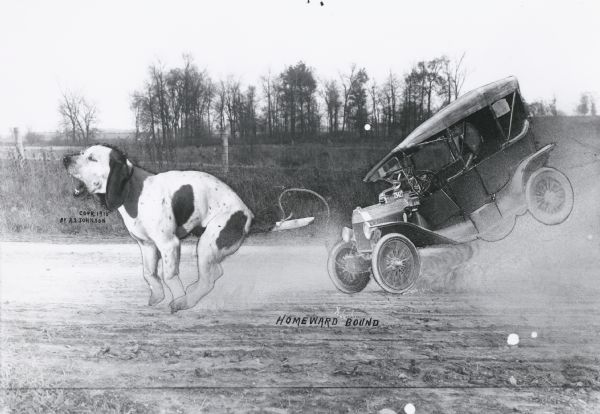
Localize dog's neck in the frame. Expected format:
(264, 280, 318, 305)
(119, 163, 154, 218)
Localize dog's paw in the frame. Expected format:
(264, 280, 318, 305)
(169, 296, 188, 313)
(148, 290, 165, 306)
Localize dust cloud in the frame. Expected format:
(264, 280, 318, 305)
(414, 121, 600, 331)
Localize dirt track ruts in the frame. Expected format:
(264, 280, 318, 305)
(1, 234, 600, 413)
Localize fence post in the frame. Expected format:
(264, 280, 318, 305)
(13, 127, 25, 167)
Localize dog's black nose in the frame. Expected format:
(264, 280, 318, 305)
(62, 155, 71, 167)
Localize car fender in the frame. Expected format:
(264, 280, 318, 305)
(375, 222, 457, 248)
(496, 143, 554, 216)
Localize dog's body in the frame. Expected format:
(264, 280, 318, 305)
(64, 145, 253, 312)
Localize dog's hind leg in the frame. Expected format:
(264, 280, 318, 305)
(183, 237, 225, 310)
(136, 241, 165, 306)
(183, 212, 248, 310)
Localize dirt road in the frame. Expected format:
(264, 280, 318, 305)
(2, 222, 600, 413)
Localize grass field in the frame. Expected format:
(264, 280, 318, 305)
(2, 116, 598, 239)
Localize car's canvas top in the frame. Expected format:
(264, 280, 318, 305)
(364, 76, 520, 182)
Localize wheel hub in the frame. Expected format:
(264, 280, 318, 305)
(536, 177, 565, 213)
(336, 251, 369, 280)
(381, 243, 413, 286)
(388, 257, 408, 268)
(328, 241, 371, 294)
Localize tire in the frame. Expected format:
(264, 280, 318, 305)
(327, 241, 371, 294)
(371, 233, 421, 294)
(525, 167, 574, 225)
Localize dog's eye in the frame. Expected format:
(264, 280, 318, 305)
(87, 155, 97, 162)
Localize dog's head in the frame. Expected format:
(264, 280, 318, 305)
(63, 144, 131, 210)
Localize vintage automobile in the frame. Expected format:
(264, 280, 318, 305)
(328, 76, 574, 294)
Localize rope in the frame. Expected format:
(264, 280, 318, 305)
(277, 188, 330, 225)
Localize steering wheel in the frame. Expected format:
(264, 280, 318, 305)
(393, 169, 435, 196)
(388, 169, 436, 196)
(413, 170, 436, 195)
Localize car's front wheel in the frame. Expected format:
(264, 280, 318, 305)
(327, 241, 371, 294)
(371, 233, 421, 294)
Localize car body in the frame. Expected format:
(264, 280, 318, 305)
(328, 76, 574, 294)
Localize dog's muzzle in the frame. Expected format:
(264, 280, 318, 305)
(63, 154, 87, 197)
(71, 179, 87, 197)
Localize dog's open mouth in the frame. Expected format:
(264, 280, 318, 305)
(71, 177, 87, 197)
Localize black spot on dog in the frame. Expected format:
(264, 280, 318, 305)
(216, 211, 248, 250)
(104, 149, 130, 211)
(123, 167, 149, 218)
(172, 185, 194, 226)
(175, 224, 205, 240)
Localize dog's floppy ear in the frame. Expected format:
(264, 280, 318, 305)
(105, 149, 130, 211)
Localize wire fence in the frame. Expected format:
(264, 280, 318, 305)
(0, 144, 385, 174)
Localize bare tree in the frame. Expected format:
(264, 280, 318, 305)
(321, 79, 341, 134)
(58, 90, 98, 144)
(380, 71, 401, 136)
(224, 77, 241, 139)
(339, 64, 357, 133)
(448, 53, 467, 101)
(215, 81, 227, 134)
(80, 99, 98, 143)
(425, 58, 444, 117)
(369, 80, 380, 136)
(261, 70, 275, 138)
(339, 64, 369, 134)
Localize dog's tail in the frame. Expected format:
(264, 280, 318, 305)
(247, 217, 316, 235)
(247, 188, 329, 235)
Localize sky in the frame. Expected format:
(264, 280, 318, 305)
(0, 0, 598, 135)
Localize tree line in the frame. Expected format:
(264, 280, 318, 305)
(128, 54, 467, 150)
(56, 53, 598, 149)
(527, 93, 597, 117)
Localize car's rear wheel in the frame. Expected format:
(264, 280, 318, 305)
(327, 241, 371, 294)
(371, 233, 421, 294)
(525, 167, 574, 225)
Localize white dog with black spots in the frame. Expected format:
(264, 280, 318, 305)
(63, 144, 253, 313)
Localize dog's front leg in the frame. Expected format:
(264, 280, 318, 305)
(137, 241, 165, 306)
(155, 237, 187, 313)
